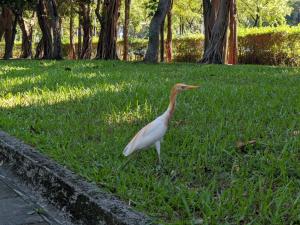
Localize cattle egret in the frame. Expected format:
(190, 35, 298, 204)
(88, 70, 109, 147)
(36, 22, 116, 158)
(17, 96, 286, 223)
(123, 83, 199, 163)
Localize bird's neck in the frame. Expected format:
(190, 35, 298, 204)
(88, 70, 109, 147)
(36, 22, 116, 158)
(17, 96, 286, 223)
(164, 88, 178, 123)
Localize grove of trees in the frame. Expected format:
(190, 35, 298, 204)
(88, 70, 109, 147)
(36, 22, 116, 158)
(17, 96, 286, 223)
(0, 0, 297, 63)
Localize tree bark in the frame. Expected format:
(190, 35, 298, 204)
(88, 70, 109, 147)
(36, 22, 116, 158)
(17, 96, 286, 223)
(0, 7, 7, 41)
(96, 0, 121, 60)
(144, 0, 171, 63)
(18, 13, 34, 58)
(123, 0, 131, 61)
(79, 2, 92, 59)
(227, 0, 237, 64)
(200, 0, 230, 64)
(95, 0, 102, 58)
(2, 7, 17, 60)
(36, 0, 53, 59)
(160, 17, 165, 62)
(35, 38, 44, 59)
(166, 0, 173, 62)
(69, 4, 76, 59)
(77, 15, 82, 59)
(202, 0, 220, 53)
(48, 0, 62, 59)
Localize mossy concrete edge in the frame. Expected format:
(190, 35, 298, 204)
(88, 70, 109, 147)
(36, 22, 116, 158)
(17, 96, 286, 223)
(0, 131, 153, 225)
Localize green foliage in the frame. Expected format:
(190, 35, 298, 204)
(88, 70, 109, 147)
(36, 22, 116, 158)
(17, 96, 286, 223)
(144, 0, 158, 17)
(172, 0, 202, 33)
(0, 61, 299, 224)
(237, 0, 293, 27)
(172, 34, 204, 62)
(286, 0, 300, 25)
(1, 26, 299, 65)
(0, 0, 36, 12)
(238, 25, 300, 65)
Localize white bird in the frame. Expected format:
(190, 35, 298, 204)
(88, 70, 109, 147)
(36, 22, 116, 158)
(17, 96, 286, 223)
(123, 83, 199, 163)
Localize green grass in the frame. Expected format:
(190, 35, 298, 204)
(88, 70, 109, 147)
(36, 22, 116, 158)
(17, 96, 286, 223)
(0, 60, 300, 224)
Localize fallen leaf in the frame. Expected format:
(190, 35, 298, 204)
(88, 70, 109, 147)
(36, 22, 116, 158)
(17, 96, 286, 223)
(29, 125, 40, 134)
(236, 140, 256, 152)
(193, 218, 204, 225)
(173, 120, 188, 127)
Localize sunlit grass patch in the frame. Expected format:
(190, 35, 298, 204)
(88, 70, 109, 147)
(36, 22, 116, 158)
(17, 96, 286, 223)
(0, 60, 299, 224)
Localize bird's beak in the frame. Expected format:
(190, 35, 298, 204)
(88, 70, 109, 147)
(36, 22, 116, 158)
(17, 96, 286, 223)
(185, 85, 200, 90)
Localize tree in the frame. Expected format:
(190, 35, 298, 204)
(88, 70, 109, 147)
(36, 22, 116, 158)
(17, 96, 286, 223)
(286, 0, 300, 25)
(0, 0, 37, 59)
(144, 0, 171, 63)
(0, 6, 17, 59)
(237, 0, 292, 27)
(172, 0, 202, 35)
(200, 0, 231, 64)
(77, 12, 82, 58)
(78, 0, 92, 59)
(18, 11, 34, 58)
(96, 0, 121, 60)
(227, 0, 237, 64)
(165, 0, 173, 62)
(68, 1, 76, 59)
(123, 0, 131, 60)
(36, 0, 53, 59)
(48, 0, 62, 59)
(160, 17, 165, 62)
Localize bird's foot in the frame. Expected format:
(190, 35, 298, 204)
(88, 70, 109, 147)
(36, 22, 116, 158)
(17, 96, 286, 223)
(156, 159, 163, 170)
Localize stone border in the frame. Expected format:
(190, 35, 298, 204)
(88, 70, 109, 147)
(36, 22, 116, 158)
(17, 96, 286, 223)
(0, 131, 153, 225)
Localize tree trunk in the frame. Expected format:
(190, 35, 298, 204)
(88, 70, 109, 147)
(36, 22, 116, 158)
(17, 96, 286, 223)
(254, 6, 261, 27)
(160, 17, 165, 62)
(36, 0, 53, 59)
(144, 0, 171, 63)
(77, 15, 82, 59)
(200, 0, 230, 64)
(4, 15, 17, 59)
(48, 0, 62, 59)
(0, 7, 8, 41)
(35, 38, 44, 59)
(227, 0, 237, 64)
(18, 13, 34, 58)
(123, 0, 131, 61)
(96, 0, 121, 60)
(69, 4, 76, 59)
(202, 0, 220, 52)
(0, 7, 16, 59)
(166, 0, 173, 62)
(95, 0, 102, 58)
(79, 2, 92, 59)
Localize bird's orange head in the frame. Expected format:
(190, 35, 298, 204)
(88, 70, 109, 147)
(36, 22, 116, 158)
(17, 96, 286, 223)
(173, 83, 200, 93)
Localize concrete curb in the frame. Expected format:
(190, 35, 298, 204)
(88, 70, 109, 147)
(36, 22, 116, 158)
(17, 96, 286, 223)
(0, 131, 153, 225)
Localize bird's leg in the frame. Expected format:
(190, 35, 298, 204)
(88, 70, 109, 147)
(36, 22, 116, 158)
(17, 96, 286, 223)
(118, 153, 138, 171)
(155, 141, 161, 164)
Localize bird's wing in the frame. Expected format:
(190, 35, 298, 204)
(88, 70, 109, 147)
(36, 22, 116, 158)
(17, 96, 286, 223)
(123, 117, 167, 156)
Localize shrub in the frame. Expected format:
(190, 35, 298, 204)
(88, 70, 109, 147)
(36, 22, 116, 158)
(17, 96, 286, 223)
(1, 26, 299, 65)
(172, 34, 204, 62)
(238, 26, 300, 66)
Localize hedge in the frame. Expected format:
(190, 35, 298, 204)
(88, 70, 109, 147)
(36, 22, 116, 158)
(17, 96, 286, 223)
(1, 26, 299, 66)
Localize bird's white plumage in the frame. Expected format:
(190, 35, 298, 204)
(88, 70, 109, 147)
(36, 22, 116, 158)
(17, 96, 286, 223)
(122, 83, 199, 162)
(123, 113, 168, 156)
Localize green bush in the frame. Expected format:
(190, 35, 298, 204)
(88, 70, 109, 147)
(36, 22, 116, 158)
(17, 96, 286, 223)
(172, 34, 204, 62)
(1, 26, 299, 65)
(238, 26, 300, 66)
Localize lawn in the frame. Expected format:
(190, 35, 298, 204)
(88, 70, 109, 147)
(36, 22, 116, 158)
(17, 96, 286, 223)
(0, 60, 300, 224)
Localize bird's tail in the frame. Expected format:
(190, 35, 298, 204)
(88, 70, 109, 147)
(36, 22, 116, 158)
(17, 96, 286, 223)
(123, 144, 132, 156)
